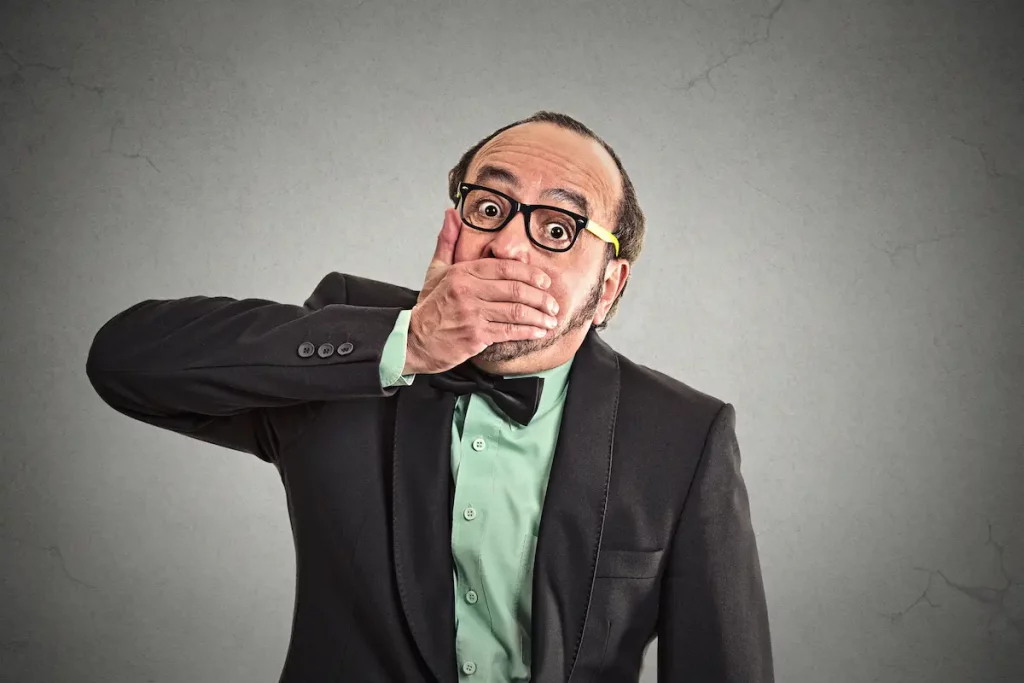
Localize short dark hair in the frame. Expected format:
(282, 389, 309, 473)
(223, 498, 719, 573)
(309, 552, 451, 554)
(447, 111, 645, 331)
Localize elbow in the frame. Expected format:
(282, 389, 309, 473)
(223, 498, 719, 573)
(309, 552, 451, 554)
(85, 328, 147, 418)
(85, 313, 120, 381)
(85, 328, 119, 405)
(84, 301, 150, 400)
(85, 298, 158, 376)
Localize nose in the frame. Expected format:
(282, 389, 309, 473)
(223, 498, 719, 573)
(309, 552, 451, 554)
(485, 211, 532, 261)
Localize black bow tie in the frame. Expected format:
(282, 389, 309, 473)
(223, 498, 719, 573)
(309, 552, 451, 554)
(428, 362, 545, 426)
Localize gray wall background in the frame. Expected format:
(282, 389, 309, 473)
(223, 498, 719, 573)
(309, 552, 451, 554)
(2, 0, 1021, 681)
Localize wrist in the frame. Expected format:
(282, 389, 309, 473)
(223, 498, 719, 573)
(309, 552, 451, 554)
(403, 307, 425, 376)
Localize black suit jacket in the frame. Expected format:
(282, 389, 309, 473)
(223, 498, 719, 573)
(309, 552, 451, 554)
(85, 271, 774, 682)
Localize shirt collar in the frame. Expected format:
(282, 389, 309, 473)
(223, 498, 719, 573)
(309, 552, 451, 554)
(502, 355, 575, 424)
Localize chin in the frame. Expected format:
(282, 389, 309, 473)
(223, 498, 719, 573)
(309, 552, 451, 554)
(475, 335, 556, 364)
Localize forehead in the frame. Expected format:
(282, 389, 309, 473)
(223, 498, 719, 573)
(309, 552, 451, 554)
(467, 121, 622, 219)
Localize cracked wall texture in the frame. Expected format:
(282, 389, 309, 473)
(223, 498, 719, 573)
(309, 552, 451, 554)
(1, 0, 1022, 681)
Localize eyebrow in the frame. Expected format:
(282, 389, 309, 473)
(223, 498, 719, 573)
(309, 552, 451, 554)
(472, 164, 591, 216)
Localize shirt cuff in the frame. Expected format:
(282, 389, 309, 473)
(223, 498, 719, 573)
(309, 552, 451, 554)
(378, 309, 417, 388)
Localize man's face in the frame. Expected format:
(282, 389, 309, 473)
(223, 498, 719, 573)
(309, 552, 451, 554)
(453, 121, 628, 364)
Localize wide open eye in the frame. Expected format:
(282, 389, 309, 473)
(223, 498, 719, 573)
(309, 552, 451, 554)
(532, 209, 578, 249)
(463, 189, 511, 228)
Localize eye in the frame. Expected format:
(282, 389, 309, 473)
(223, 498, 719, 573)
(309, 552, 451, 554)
(479, 201, 501, 218)
(542, 219, 575, 243)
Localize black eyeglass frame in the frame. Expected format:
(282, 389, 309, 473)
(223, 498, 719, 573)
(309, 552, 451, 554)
(453, 182, 620, 256)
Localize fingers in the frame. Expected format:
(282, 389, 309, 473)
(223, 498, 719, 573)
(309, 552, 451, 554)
(480, 299, 559, 333)
(473, 278, 559, 318)
(466, 258, 551, 291)
(485, 321, 552, 342)
(451, 259, 558, 334)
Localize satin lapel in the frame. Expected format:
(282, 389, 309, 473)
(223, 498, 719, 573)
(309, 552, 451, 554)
(392, 379, 458, 683)
(530, 329, 620, 682)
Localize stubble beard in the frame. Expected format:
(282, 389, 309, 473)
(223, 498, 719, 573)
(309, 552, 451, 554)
(473, 273, 605, 364)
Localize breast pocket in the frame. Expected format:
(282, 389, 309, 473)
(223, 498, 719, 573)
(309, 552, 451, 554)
(595, 548, 664, 579)
(578, 548, 665, 677)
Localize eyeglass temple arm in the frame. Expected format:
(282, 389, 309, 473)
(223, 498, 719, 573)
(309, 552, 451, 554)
(586, 221, 620, 257)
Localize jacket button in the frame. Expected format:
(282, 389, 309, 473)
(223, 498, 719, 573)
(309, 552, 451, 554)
(317, 342, 335, 358)
(297, 342, 315, 358)
(336, 342, 354, 356)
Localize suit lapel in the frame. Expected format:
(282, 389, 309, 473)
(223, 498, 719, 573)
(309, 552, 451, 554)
(530, 329, 620, 682)
(392, 378, 458, 683)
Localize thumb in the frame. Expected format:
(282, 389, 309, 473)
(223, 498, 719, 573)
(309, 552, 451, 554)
(429, 208, 460, 269)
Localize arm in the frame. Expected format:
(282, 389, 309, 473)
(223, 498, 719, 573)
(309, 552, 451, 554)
(657, 403, 774, 682)
(86, 284, 409, 462)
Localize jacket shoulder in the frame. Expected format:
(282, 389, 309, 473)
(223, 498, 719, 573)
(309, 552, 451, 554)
(616, 351, 726, 428)
(303, 272, 420, 311)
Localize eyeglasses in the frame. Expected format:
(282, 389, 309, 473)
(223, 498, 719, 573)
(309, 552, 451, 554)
(454, 182, 620, 256)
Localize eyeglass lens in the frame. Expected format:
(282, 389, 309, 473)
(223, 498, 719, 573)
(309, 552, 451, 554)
(461, 188, 579, 251)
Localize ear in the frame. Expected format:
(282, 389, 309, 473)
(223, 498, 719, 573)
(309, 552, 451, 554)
(592, 257, 630, 326)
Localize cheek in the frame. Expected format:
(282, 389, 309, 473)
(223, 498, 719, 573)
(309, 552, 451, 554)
(548, 279, 577, 318)
(550, 266, 601, 318)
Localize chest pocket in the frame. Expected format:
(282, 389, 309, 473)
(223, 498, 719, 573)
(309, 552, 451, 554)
(572, 548, 664, 678)
(595, 548, 664, 579)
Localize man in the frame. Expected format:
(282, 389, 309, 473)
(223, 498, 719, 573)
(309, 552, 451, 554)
(86, 111, 774, 682)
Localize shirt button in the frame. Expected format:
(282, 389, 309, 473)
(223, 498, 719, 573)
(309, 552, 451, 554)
(471, 437, 486, 451)
(463, 507, 477, 521)
(316, 342, 334, 358)
(465, 590, 478, 604)
(462, 661, 477, 675)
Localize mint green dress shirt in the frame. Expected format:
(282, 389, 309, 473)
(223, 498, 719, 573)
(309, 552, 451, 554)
(378, 309, 573, 682)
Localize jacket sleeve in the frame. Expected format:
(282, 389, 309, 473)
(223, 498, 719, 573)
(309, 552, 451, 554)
(657, 402, 775, 682)
(85, 285, 407, 463)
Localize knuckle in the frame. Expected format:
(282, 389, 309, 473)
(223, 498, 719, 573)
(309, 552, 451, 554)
(454, 304, 475, 325)
(508, 280, 522, 300)
(440, 289, 459, 312)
